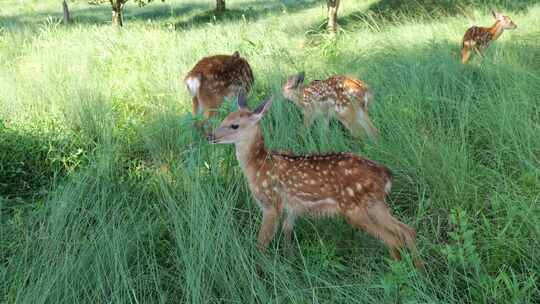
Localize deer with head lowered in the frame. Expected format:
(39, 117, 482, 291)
(185, 51, 254, 120)
(208, 91, 423, 268)
(461, 11, 517, 64)
(282, 73, 378, 138)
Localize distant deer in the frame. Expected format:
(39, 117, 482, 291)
(461, 11, 517, 64)
(184, 51, 254, 120)
(208, 91, 422, 268)
(282, 73, 379, 138)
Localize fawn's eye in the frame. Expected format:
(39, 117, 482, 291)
(230, 124, 239, 129)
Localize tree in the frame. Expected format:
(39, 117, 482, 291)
(62, 0, 71, 24)
(327, 0, 340, 32)
(110, 0, 127, 26)
(89, 0, 162, 26)
(216, 0, 226, 12)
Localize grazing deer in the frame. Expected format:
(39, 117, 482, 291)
(184, 51, 254, 120)
(461, 11, 517, 64)
(282, 72, 378, 138)
(208, 92, 422, 268)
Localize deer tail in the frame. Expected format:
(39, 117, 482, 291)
(185, 73, 201, 97)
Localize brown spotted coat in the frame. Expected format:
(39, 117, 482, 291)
(184, 51, 254, 118)
(283, 74, 378, 138)
(210, 99, 421, 267)
(461, 12, 517, 64)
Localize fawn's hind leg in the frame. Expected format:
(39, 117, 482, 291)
(336, 108, 363, 138)
(192, 96, 201, 116)
(461, 40, 475, 64)
(355, 108, 379, 138)
(345, 201, 422, 267)
(346, 203, 402, 259)
(461, 47, 472, 64)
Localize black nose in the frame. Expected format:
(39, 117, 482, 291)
(207, 133, 215, 142)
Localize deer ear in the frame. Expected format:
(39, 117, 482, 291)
(492, 10, 500, 19)
(252, 97, 273, 120)
(296, 71, 305, 84)
(232, 51, 240, 58)
(237, 89, 248, 110)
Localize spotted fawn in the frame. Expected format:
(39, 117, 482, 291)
(208, 91, 422, 267)
(461, 11, 517, 64)
(282, 72, 378, 138)
(185, 51, 254, 119)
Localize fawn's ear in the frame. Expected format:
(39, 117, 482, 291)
(232, 51, 240, 58)
(237, 89, 248, 110)
(492, 10, 501, 19)
(252, 97, 273, 121)
(296, 71, 305, 85)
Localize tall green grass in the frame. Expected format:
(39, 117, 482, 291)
(1, 0, 540, 302)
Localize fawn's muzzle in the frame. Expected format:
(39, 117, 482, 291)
(207, 133, 217, 143)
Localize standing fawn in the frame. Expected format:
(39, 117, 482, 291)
(208, 92, 422, 268)
(185, 51, 254, 120)
(282, 72, 378, 138)
(461, 11, 517, 64)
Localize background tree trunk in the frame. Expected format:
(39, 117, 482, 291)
(216, 0, 226, 12)
(111, 1, 124, 26)
(327, 0, 340, 32)
(62, 0, 71, 24)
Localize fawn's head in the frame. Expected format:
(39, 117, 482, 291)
(282, 72, 305, 103)
(492, 11, 517, 30)
(208, 91, 272, 144)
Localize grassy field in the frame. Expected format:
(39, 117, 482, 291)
(1, 0, 540, 302)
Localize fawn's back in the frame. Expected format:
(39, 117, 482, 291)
(185, 51, 254, 117)
(283, 73, 378, 138)
(254, 152, 392, 216)
(302, 75, 372, 111)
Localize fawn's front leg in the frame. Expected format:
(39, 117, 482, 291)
(257, 205, 280, 250)
(474, 46, 485, 58)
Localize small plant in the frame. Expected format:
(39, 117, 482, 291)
(442, 208, 481, 273)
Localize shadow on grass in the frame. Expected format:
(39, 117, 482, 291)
(0, 120, 81, 201)
(367, 0, 537, 19)
(173, 0, 323, 29)
(1, 0, 323, 29)
(0, 3, 206, 27)
(303, 0, 537, 35)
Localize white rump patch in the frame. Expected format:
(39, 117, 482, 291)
(384, 180, 392, 194)
(185, 76, 201, 97)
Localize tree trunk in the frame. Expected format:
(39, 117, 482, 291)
(327, 0, 340, 32)
(111, 1, 124, 26)
(216, 0, 226, 12)
(62, 0, 71, 24)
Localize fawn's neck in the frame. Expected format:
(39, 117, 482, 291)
(285, 86, 305, 105)
(234, 125, 269, 180)
(489, 20, 505, 41)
